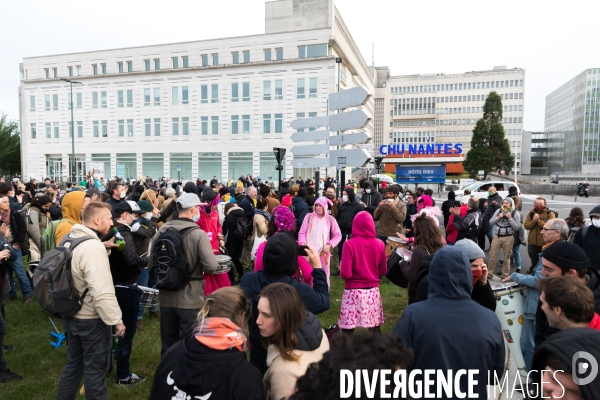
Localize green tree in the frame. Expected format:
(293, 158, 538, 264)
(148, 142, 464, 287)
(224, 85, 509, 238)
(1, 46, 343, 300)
(463, 91, 514, 178)
(0, 113, 21, 176)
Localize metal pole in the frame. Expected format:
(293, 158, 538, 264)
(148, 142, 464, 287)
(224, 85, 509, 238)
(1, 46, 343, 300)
(335, 60, 341, 198)
(70, 82, 75, 183)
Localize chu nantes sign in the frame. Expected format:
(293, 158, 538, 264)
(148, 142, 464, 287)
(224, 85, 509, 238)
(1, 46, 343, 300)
(379, 143, 463, 156)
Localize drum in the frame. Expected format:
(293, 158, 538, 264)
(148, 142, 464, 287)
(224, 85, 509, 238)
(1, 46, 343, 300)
(386, 236, 408, 258)
(492, 282, 527, 376)
(213, 255, 232, 274)
(138, 286, 159, 308)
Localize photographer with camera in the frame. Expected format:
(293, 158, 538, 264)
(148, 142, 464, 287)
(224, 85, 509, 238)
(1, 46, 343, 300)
(524, 197, 556, 269)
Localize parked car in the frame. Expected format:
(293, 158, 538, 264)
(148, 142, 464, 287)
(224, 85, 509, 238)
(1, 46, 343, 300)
(454, 181, 521, 199)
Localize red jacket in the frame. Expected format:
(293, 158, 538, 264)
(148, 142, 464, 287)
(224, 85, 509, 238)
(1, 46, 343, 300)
(446, 204, 468, 244)
(589, 313, 600, 331)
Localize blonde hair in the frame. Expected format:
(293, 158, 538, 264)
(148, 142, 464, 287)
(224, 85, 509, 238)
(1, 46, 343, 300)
(197, 287, 248, 329)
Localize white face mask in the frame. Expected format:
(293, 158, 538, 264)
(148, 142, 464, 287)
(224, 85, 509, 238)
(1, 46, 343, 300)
(342, 195, 348, 202)
(366, 189, 371, 194)
(593, 219, 600, 228)
(120, 191, 126, 199)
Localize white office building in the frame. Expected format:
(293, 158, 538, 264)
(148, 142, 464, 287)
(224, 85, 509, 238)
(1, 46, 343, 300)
(18, 0, 374, 184)
(372, 66, 528, 175)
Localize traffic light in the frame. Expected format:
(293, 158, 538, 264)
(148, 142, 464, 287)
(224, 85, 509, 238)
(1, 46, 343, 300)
(273, 147, 286, 165)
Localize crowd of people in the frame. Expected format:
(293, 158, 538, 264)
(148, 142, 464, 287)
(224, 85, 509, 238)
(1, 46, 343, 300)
(0, 173, 599, 399)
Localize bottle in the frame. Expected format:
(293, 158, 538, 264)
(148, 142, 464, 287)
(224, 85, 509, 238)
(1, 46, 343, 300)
(112, 337, 120, 354)
(113, 228, 125, 251)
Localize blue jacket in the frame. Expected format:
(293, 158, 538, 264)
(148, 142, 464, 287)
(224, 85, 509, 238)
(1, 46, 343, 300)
(291, 196, 309, 231)
(393, 246, 505, 399)
(240, 269, 329, 375)
(239, 195, 255, 222)
(510, 260, 543, 319)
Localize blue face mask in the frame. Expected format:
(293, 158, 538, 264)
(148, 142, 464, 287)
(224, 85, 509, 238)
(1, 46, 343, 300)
(192, 210, 200, 223)
(144, 213, 152, 222)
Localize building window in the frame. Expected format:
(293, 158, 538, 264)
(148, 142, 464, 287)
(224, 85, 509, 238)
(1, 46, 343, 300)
(201, 85, 208, 103)
(118, 90, 124, 107)
(232, 115, 239, 134)
(172, 117, 179, 135)
(45, 94, 50, 111)
(201, 117, 208, 135)
(297, 78, 305, 99)
(298, 44, 327, 59)
(211, 116, 219, 134)
(242, 115, 250, 134)
(231, 83, 239, 102)
(296, 113, 305, 132)
(232, 52, 239, 64)
(242, 82, 250, 101)
(53, 94, 58, 110)
(101, 91, 107, 108)
(144, 60, 150, 71)
(201, 54, 208, 67)
(101, 64, 107, 74)
(212, 53, 219, 66)
(101, 120, 107, 137)
(126, 90, 132, 107)
(145, 119, 151, 136)
(92, 64, 98, 75)
(93, 121, 99, 137)
(68, 66, 73, 77)
(154, 88, 160, 106)
(45, 68, 49, 78)
(275, 80, 283, 100)
(309, 78, 317, 98)
(182, 56, 189, 68)
(308, 112, 317, 131)
(118, 62, 124, 73)
(264, 49, 272, 61)
(45, 122, 51, 138)
(127, 61, 132, 72)
(519, 93, 523, 99)
(154, 59, 160, 70)
(75, 92, 82, 110)
(53, 68, 57, 78)
(172, 57, 179, 69)
(263, 114, 271, 134)
(275, 47, 283, 61)
(127, 119, 133, 137)
(263, 81, 271, 100)
(31, 123, 36, 139)
(243, 50, 250, 63)
(30, 96, 35, 112)
(275, 113, 282, 133)
(182, 117, 189, 135)
(182, 86, 189, 104)
(75, 65, 80, 76)
(77, 121, 83, 138)
(144, 89, 151, 106)
(154, 118, 161, 136)
(118, 120, 125, 137)
(172, 87, 179, 105)
(211, 84, 218, 103)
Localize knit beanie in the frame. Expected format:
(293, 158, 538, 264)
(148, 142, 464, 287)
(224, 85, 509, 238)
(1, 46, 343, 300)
(262, 233, 298, 281)
(542, 241, 590, 270)
(137, 200, 153, 212)
(183, 181, 197, 194)
(454, 239, 485, 261)
(298, 187, 308, 198)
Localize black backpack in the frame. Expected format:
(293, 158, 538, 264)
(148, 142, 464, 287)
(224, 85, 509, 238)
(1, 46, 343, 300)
(33, 236, 93, 318)
(232, 213, 248, 239)
(150, 226, 199, 291)
(407, 253, 434, 305)
(464, 211, 484, 240)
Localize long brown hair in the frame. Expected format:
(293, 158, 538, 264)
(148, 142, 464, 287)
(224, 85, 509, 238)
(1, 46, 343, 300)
(259, 283, 306, 362)
(413, 213, 444, 254)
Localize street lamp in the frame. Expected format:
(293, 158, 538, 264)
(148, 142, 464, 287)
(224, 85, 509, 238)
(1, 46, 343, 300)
(335, 57, 342, 196)
(60, 78, 82, 184)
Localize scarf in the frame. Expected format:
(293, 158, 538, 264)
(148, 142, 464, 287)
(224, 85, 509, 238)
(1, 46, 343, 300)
(194, 317, 247, 352)
(254, 209, 271, 222)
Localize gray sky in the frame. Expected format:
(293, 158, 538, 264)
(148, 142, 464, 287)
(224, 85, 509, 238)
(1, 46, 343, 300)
(1, 0, 598, 132)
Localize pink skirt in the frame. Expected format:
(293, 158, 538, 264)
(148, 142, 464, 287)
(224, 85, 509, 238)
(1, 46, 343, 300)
(338, 287, 384, 329)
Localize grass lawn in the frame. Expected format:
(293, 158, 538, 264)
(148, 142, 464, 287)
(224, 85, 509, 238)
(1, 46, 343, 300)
(1, 276, 407, 399)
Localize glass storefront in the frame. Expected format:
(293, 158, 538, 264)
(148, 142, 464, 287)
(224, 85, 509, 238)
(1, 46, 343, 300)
(68, 155, 86, 183)
(169, 153, 192, 181)
(142, 153, 164, 179)
(259, 151, 285, 183)
(198, 152, 222, 181)
(116, 153, 137, 179)
(46, 156, 63, 182)
(228, 152, 253, 179)
(91, 153, 111, 180)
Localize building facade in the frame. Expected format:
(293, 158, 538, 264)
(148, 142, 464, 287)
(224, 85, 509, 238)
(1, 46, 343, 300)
(544, 68, 600, 174)
(18, 0, 375, 184)
(372, 66, 528, 175)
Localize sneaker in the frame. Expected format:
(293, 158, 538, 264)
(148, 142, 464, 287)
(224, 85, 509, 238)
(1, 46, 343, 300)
(0, 369, 23, 383)
(115, 373, 146, 386)
(148, 310, 160, 319)
(136, 320, 145, 331)
(23, 297, 33, 305)
(2, 345, 14, 354)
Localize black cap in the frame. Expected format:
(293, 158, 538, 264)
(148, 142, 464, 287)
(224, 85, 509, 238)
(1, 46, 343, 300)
(202, 188, 217, 202)
(263, 233, 298, 281)
(543, 241, 590, 270)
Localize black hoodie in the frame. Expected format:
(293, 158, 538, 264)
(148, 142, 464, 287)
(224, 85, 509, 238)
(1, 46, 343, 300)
(150, 336, 265, 400)
(360, 180, 382, 216)
(393, 246, 505, 399)
(532, 328, 600, 400)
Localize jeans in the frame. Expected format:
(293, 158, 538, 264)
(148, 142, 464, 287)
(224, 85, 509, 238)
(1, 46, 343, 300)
(485, 224, 494, 248)
(160, 307, 200, 357)
(337, 232, 351, 263)
(512, 242, 521, 270)
(7, 248, 33, 299)
(521, 317, 536, 372)
(136, 269, 157, 319)
(0, 292, 6, 372)
(528, 245, 543, 272)
(114, 286, 140, 380)
(57, 318, 112, 400)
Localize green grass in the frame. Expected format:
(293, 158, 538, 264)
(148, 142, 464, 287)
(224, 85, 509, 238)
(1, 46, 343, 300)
(1, 277, 407, 399)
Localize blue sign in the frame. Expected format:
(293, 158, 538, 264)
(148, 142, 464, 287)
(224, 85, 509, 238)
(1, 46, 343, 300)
(396, 165, 446, 184)
(379, 143, 463, 156)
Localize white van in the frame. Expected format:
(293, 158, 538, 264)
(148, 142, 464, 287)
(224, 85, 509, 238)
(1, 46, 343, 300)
(453, 181, 521, 199)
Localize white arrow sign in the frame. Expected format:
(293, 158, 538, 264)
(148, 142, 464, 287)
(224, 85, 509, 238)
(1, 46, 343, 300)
(329, 132, 372, 146)
(329, 86, 370, 111)
(330, 149, 371, 167)
(290, 158, 330, 168)
(290, 130, 330, 142)
(290, 144, 330, 156)
(329, 109, 370, 132)
(290, 115, 329, 130)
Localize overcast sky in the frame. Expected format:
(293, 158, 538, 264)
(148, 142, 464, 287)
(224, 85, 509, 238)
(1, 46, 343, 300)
(1, 0, 598, 132)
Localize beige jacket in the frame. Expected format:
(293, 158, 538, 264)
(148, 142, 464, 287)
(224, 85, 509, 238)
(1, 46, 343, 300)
(373, 197, 407, 237)
(68, 224, 123, 326)
(253, 213, 269, 239)
(147, 219, 218, 309)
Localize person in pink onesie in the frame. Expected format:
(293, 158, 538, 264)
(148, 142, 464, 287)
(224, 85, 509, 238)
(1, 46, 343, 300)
(297, 196, 342, 289)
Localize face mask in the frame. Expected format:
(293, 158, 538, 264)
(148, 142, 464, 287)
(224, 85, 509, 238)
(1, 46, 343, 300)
(145, 213, 152, 222)
(488, 192, 493, 197)
(501, 206, 511, 213)
(366, 189, 371, 194)
(192, 210, 200, 223)
(534, 205, 545, 212)
(593, 219, 600, 228)
(326, 193, 335, 199)
(120, 191, 126, 199)
(342, 195, 348, 202)
(472, 269, 482, 285)
(223, 194, 230, 202)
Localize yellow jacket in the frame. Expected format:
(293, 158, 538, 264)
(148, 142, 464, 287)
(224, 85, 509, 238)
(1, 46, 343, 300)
(54, 191, 86, 246)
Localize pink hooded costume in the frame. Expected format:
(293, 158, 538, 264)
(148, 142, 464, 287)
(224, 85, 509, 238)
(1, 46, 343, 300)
(298, 197, 342, 288)
(412, 195, 442, 226)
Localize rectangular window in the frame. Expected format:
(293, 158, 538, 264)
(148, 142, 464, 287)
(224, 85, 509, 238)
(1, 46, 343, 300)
(77, 121, 83, 138)
(127, 61, 132, 72)
(309, 77, 317, 98)
(92, 64, 98, 75)
(232, 115, 239, 134)
(154, 118, 161, 136)
(298, 46, 306, 59)
(263, 81, 271, 100)
(275, 80, 283, 100)
(154, 59, 160, 70)
(172, 57, 179, 69)
(101, 64, 106, 74)
(144, 88, 151, 106)
(154, 88, 160, 106)
(211, 116, 219, 135)
(53, 68, 57, 78)
(242, 82, 250, 101)
(101, 120, 107, 137)
(45, 68, 49, 78)
(92, 92, 98, 108)
(45, 94, 50, 111)
(101, 91, 107, 108)
(118, 120, 124, 137)
(298, 44, 328, 58)
(45, 122, 51, 138)
(172, 117, 179, 135)
(242, 115, 250, 134)
(53, 94, 58, 110)
(127, 119, 133, 137)
(145, 60, 150, 71)
(201, 117, 208, 135)
(31, 123, 36, 139)
(93, 121, 99, 137)
(182, 117, 189, 135)
(145, 119, 151, 136)
(201, 85, 208, 103)
(172, 87, 179, 105)
(126, 90, 132, 107)
(231, 83, 239, 102)
(68, 66, 73, 77)
(519, 93, 523, 99)
(74, 92, 81, 110)
(263, 114, 271, 134)
(201, 54, 208, 67)
(182, 86, 188, 104)
(211, 84, 218, 103)
(118, 90, 124, 107)
(308, 112, 317, 131)
(182, 56, 188, 68)
(264, 49, 271, 61)
(275, 47, 283, 61)
(212, 53, 218, 66)
(296, 112, 305, 132)
(118, 62, 124, 73)
(30, 95, 35, 111)
(275, 113, 282, 133)
(232, 52, 239, 64)
(243, 50, 250, 63)
(297, 78, 305, 99)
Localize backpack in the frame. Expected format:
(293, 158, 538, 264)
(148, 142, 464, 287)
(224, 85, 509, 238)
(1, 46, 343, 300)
(548, 209, 559, 218)
(232, 213, 248, 238)
(33, 235, 93, 318)
(462, 211, 484, 240)
(407, 253, 434, 304)
(41, 219, 74, 257)
(569, 225, 589, 243)
(150, 226, 199, 290)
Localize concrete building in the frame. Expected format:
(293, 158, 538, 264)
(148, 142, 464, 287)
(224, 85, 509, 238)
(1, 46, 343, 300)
(544, 68, 600, 174)
(18, 0, 374, 184)
(372, 66, 528, 175)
